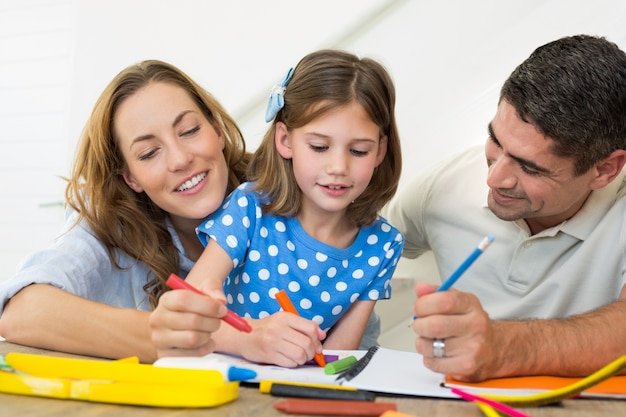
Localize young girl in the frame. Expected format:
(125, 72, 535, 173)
(182, 49, 404, 364)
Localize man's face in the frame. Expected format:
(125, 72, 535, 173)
(485, 100, 598, 234)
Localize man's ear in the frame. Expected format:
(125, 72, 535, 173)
(122, 171, 144, 193)
(274, 122, 293, 159)
(590, 149, 626, 190)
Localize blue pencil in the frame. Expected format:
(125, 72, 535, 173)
(411, 235, 494, 322)
(437, 235, 494, 292)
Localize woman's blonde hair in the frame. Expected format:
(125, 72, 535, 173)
(65, 60, 249, 308)
(248, 49, 401, 227)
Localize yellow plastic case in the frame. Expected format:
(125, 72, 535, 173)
(0, 352, 239, 408)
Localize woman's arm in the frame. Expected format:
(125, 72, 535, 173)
(0, 284, 158, 362)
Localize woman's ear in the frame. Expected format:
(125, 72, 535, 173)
(213, 124, 226, 151)
(274, 122, 293, 159)
(122, 171, 144, 193)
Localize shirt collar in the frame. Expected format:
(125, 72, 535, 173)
(165, 217, 195, 273)
(560, 167, 626, 240)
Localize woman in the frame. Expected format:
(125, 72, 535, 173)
(0, 60, 249, 362)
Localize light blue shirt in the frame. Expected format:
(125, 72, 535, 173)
(0, 208, 194, 315)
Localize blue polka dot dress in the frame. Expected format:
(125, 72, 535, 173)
(196, 182, 405, 332)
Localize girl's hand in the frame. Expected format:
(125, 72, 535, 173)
(234, 312, 326, 367)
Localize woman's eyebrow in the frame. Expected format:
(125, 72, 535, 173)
(172, 110, 194, 127)
(130, 110, 195, 146)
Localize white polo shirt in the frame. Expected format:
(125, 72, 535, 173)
(384, 146, 626, 320)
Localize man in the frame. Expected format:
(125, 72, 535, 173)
(384, 34, 626, 381)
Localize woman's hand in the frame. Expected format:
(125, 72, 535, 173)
(149, 288, 227, 359)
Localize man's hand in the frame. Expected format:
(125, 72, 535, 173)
(411, 282, 496, 381)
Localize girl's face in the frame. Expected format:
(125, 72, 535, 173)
(275, 102, 387, 220)
(116, 82, 229, 225)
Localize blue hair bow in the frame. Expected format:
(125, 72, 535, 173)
(265, 67, 294, 122)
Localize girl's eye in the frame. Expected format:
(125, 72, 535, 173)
(309, 144, 328, 152)
(351, 149, 369, 157)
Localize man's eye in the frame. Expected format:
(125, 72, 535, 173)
(520, 164, 541, 176)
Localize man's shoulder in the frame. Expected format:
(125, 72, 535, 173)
(409, 145, 487, 194)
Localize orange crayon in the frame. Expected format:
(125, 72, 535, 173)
(275, 289, 326, 367)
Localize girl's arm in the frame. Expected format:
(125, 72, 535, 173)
(184, 239, 233, 301)
(322, 300, 376, 350)
(0, 284, 158, 362)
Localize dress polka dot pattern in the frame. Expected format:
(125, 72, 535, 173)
(196, 182, 405, 332)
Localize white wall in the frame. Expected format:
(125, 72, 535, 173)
(0, 0, 74, 281)
(2, 0, 626, 282)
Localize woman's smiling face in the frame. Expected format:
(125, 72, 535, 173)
(116, 81, 229, 223)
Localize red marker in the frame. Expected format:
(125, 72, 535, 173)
(166, 273, 252, 333)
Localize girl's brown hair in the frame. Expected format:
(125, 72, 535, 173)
(65, 60, 249, 307)
(248, 49, 401, 227)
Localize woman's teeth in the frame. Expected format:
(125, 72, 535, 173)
(177, 172, 206, 191)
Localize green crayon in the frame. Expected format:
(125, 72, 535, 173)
(324, 355, 357, 375)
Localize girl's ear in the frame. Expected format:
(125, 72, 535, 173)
(122, 170, 144, 193)
(274, 122, 293, 159)
(374, 135, 388, 167)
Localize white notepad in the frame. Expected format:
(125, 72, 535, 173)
(155, 346, 455, 398)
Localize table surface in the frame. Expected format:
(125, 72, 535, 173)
(0, 341, 622, 417)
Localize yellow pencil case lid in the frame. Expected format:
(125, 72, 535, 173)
(0, 353, 239, 408)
